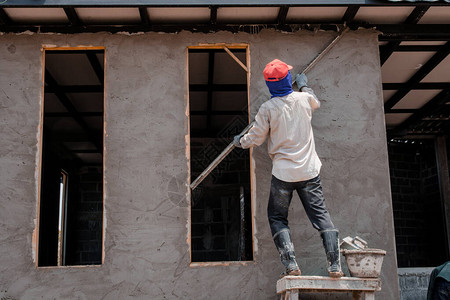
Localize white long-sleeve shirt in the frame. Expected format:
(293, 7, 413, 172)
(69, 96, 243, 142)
(240, 87, 321, 182)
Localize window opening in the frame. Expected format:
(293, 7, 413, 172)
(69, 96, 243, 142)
(188, 45, 253, 263)
(38, 48, 104, 266)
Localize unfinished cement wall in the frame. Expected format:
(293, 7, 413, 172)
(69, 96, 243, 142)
(0, 29, 399, 299)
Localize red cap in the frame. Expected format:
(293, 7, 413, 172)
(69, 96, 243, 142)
(263, 59, 293, 82)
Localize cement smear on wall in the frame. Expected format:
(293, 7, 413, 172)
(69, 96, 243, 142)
(0, 29, 399, 299)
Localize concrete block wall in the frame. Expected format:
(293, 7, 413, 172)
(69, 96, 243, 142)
(72, 166, 103, 265)
(398, 268, 433, 300)
(389, 143, 424, 267)
(0, 29, 399, 299)
(388, 141, 446, 268)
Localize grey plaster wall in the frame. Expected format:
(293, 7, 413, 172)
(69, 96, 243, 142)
(0, 29, 399, 299)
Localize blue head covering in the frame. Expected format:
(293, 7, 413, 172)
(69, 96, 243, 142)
(265, 72, 294, 98)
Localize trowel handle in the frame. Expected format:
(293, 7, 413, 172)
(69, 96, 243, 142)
(190, 121, 255, 190)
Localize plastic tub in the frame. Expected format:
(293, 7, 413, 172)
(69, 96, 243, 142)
(342, 249, 386, 278)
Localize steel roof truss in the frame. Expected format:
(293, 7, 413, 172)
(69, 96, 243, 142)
(384, 42, 450, 111)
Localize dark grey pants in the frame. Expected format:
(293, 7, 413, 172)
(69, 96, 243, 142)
(268, 175, 335, 237)
(431, 278, 450, 300)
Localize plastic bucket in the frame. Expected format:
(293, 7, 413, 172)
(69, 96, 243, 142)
(342, 249, 386, 278)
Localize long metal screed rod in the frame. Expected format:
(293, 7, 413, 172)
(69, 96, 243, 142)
(190, 121, 255, 190)
(190, 27, 350, 190)
(292, 26, 350, 84)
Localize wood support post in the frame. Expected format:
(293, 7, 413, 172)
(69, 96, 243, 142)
(223, 46, 248, 72)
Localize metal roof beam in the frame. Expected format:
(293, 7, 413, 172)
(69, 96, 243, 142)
(443, 118, 450, 135)
(383, 82, 450, 90)
(384, 42, 450, 110)
(380, 45, 444, 52)
(386, 109, 418, 114)
(277, 5, 289, 26)
(390, 89, 450, 134)
(86, 52, 104, 85)
(190, 110, 247, 116)
(379, 35, 450, 42)
(45, 70, 102, 150)
(139, 7, 150, 25)
(189, 84, 247, 92)
(0, 23, 448, 35)
(341, 5, 359, 23)
(404, 5, 429, 24)
(380, 42, 400, 65)
(209, 5, 217, 25)
(1, 0, 447, 7)
(0, 8, 12, 25)
(45, 112, 103, 117)
(379, 5, 429, 65)
(378, 24, 450, 41)
(45, 85, 103, 93)
(63, 7, 82, 26)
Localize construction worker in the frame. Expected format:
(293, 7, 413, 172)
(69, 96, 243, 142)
(427, 261, 450, 300)
(233, 59, 343, 278)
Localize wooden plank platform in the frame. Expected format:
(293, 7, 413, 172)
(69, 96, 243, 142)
(277, 276, 381, 300)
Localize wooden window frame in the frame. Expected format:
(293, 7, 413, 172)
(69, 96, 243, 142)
(35, 46, 106, 268)
(186, 43, 255, 267)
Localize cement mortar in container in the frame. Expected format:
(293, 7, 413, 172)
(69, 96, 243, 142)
(342, 249, 386, 278)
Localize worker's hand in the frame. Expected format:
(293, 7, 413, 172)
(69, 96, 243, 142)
(233, 135, 243, 148)
(295, 73, 308, 91)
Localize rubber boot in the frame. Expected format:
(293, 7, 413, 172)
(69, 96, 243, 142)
(320, 229, 344, 278)
(273, 229, 301, 277)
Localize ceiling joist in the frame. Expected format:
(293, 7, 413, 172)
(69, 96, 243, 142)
(86, 52, 104, 84)
(138, 7, 150, 25)
(189, 84, 247, 92)
(341, 5, 359, 23)
(45, 85, 103, 93)
(0, 8, 12, 25)
(390, 89, 450, 135)
(377, 24, 450, 42)
(381, 45, 443, 52)
(379, 5, 429, 65)
(45, 70, 102, 150)
(209, 5, 217, 25)
(384, 41, 450, 111)
(63, 7, 82, 26)
(190, 110, 247, 116)
(387, 109, 418, 114)
(404, 5, 430, 24)
(0, 22, 449, 39)
(0, 0, 448, 7)
(45, 112, 103, 117)
(277, 5, 289, 26)
(383, 83, 450, 90)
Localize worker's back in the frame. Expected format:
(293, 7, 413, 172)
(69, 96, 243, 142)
(262, 90, 321, 182)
